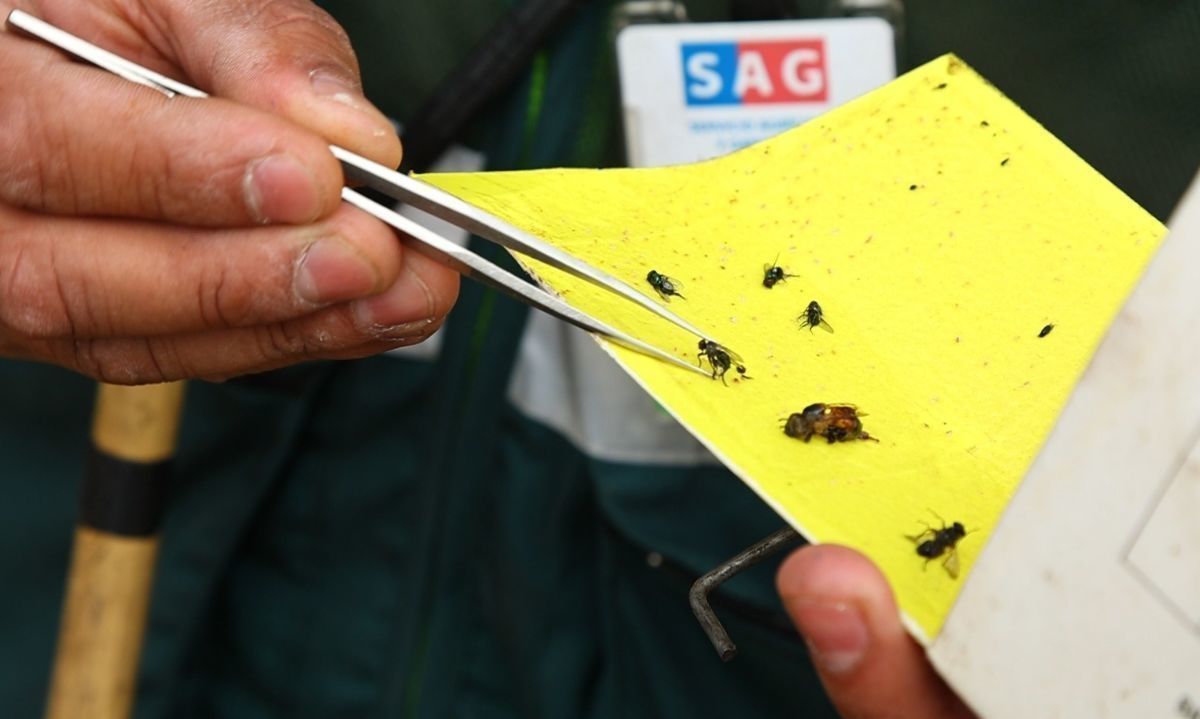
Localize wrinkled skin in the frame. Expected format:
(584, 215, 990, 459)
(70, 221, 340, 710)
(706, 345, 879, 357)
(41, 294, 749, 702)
(0, 0, 458, 384)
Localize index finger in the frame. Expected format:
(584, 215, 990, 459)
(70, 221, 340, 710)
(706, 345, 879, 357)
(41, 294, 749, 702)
(28, 0, 401, 168)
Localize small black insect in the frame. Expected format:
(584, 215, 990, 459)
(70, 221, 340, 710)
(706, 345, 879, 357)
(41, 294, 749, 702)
(698, 340, 748, 385)
(646, 270, 684, 301)
(1000, 157, 1010, 166)
(907, 516, 968, 578)
(762, 254, 798, 289)
(1038, 323, 1055, 338)
(797, 300, 833, 333)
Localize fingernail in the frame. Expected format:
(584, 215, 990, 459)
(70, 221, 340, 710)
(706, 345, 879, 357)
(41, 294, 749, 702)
(245, 154, 322, 224)
(310, 69, 369, 111)
(351, 267, 434, 337)
(791, 601, 869, 675)
(294, 238, 380, 305)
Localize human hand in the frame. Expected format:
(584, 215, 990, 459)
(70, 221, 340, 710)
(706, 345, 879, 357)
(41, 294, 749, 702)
(777, 544, 977, 719)
(0, 0, 458, 383)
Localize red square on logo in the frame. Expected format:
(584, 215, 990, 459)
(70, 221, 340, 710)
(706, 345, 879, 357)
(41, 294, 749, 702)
(737, 39, 828, 104)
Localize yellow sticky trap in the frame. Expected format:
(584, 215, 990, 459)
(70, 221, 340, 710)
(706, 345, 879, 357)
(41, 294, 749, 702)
(422, 55, 1165, 641)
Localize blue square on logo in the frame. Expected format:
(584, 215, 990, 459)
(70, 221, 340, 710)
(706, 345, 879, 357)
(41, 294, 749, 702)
(680, 42, 738, 106)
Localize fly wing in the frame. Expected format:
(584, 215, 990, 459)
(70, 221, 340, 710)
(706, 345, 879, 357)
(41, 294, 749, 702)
(943, 550, 961, 579)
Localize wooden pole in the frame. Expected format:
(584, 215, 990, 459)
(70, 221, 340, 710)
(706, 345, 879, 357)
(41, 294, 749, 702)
(44, 382, 186, 719)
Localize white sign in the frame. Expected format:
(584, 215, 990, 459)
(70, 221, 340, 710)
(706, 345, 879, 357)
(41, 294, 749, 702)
(616, 18, 895, 167)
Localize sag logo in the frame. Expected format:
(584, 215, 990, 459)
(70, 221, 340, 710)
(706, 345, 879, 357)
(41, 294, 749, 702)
(681, 39, 828, 105)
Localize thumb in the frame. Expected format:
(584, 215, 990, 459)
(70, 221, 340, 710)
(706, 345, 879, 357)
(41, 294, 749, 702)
(776, 544, 975, 719)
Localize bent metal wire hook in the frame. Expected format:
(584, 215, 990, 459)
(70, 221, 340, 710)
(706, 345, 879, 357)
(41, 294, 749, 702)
(689, 527, 802, 661)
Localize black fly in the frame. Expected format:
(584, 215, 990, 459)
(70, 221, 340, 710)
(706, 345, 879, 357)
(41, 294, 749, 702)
(1038, 323, 1054, 338)
(697, 340, 748, 385)
(646, 270, 685, 301)
(798, 300, 833, 333)
(762, 254, 797, 289)
(907, 515, 968, 578)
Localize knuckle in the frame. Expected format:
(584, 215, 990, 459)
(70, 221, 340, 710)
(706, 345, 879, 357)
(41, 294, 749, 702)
(0, 75, 178, 219)
(219, 0, 359, 89)
(0, 92, 54, 211)
(55, 338, 124, 384)
(132, 138, 176, 219)
(111, 105, 202, 221)
(255, 0, 355, 57)
(64, 340, 115, 383)
(60, 337, 176, 385)
(253, 320, 319, 362)
(197, 265, 255, 330)
(65, 338, 104, 381)
(27, 89, 99, 215)
(152, 124, 259, 225)
(0, 240, 79, 339)
(139, 337, 175, 384)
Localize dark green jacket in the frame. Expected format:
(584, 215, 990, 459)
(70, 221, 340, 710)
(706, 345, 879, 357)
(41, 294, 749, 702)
(1, 2, 1196, 717)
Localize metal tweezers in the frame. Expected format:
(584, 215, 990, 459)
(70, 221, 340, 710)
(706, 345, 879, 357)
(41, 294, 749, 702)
(6, 10, 714, 377)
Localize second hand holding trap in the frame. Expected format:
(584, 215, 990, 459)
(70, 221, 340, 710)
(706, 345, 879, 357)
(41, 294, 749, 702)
(5, 10, 729, 380)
